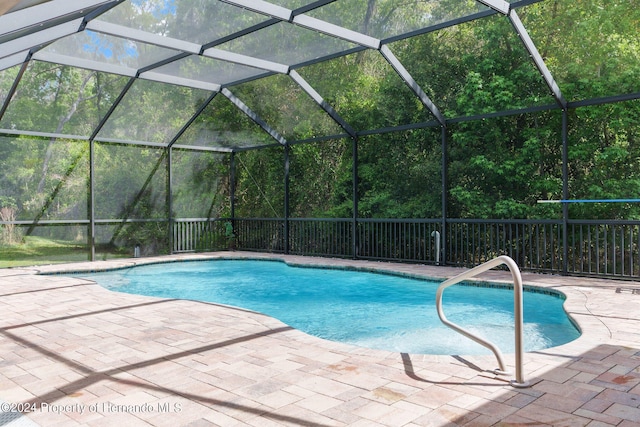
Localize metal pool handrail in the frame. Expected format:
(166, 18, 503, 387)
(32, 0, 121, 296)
(435, 255, 529, 388)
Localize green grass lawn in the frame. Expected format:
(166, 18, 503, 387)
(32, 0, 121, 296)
(0, 236, 90, 268)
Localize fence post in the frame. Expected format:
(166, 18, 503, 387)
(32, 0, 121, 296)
(352, 136, 359, 259)
(562, 109, 569, 275)
(441, 125, 448, 266)
(284, 144, 290, 254)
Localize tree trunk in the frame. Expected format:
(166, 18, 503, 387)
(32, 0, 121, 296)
(37, 71, 96, 193)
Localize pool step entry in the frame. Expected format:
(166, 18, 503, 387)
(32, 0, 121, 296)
(435, 255, 530, 388)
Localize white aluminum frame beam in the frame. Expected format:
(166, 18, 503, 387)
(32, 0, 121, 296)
(33, 51, 223, 92)
(92, 136, 169, 148)
(289, 69, 356, 137)
(219, 0, 293, 21)
(222, 0, 380, 49)
(292, 15, 380, 49)
(87, 21, 291, 75)
(171, 143, 236, 153)
(0, 128, 90, 140)
(86, 21, 201, 54)
(0, 51, 29, 71)
(203, 48, 290, 74)
(475, 0, 511, 15)
(140, 71, 221, 92)
(380, 45, 446, 126)
(0, 0, 117, 38)
(33, 51, 137, 77)
(0, 19, 83, 61)
(221, 88, 287, 146)
(508, 9, 566, 108)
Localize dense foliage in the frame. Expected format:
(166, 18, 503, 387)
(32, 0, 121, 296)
(0, 0, 639, 256)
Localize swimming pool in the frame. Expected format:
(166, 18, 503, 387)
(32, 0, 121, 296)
(74, 259, 580, 355)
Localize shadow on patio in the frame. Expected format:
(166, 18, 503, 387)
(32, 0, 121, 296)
(1, 267, 640, 426)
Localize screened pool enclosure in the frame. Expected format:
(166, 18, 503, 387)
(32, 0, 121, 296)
(1, 0, 639, 278)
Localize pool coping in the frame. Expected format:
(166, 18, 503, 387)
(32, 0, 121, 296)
(5, 251, 616, 359)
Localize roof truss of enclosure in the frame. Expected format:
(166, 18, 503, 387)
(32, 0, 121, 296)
(0, 0, 629, 153)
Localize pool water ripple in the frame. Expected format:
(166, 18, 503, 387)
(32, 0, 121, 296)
(74, 259, 581, 355)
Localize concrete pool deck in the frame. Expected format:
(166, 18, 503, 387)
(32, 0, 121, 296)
(1, 252, 639, 426)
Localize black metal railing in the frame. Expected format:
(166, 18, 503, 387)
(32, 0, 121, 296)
(446, 219, 563, 273)
(356, 219, 441, 262)
(288, 218, 353, 257)
(235, 218, 286, 253)
(566, 220, 640, 278)
(171, 217, 640, 279)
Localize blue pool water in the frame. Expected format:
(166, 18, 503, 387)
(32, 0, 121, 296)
(75, 260, 580, 355)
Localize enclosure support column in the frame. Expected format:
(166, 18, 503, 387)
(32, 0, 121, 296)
(284, 143, 290, 254)
(562, 109, 569, 275)
(352, 136, 359, 259)
(89, 140, 95, 261)
(87, 77, 135, 260)
(441, 125, 448, 265)
(167, 147, 173, 254)
(230, 151, 236, 223)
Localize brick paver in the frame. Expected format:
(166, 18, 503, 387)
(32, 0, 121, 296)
(1, 252, 639, 426)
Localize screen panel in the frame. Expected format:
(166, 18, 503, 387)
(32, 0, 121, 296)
(389, 14, 556, 119)
(0, 224, 90, 267)
(357, 128, 442, 219)
(230, 73, 346, 141)
(520, 1, 640, 102)
(0, 135, 88, 221)
(0, 64, 21, 107)
(567, 100, 640, 220)
(447, 110, 563, 219)
(0, 61, 129, 136)
(297, 49, 437, 131)
(94, 142, 167, 220)
(216, 21, 358, 66)
(234, 146, 285, 218)
(175, 94, 276, 150)
(171, 148, 229, 218)
(95, 0, 272, 45)
(289, 138, 351, 217)
(96, 79, 211, 144)
(41, 29, 180, 70)
(94, 221, 169, 259)
(305, 0, 490, 41)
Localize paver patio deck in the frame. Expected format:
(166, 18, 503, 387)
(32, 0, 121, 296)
(1, 252, 639, 426)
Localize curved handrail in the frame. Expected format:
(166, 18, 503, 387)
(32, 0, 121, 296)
(435, 255, 529, 387)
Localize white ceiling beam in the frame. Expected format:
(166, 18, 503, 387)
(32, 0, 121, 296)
(509, 9, 566, 108)
(140, 71, 221, 92)
(88, 20, 291, 75)
(379, 45, 446, 126)
(0, 0, 116, 37)
(293, 15, 380, 49)
(219, 0, 292, 21)
(222, 0, 380, 50)
(222, 87, 287, 145)
(0, 19, 83, 60)
(203, 48, 289, 74)
(475, 0, 510, 15)
(33, 50, 137, 77)
(0, 51, 29, 71)
(289, 69, 356, 137)
(87, 20, 201, 54)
